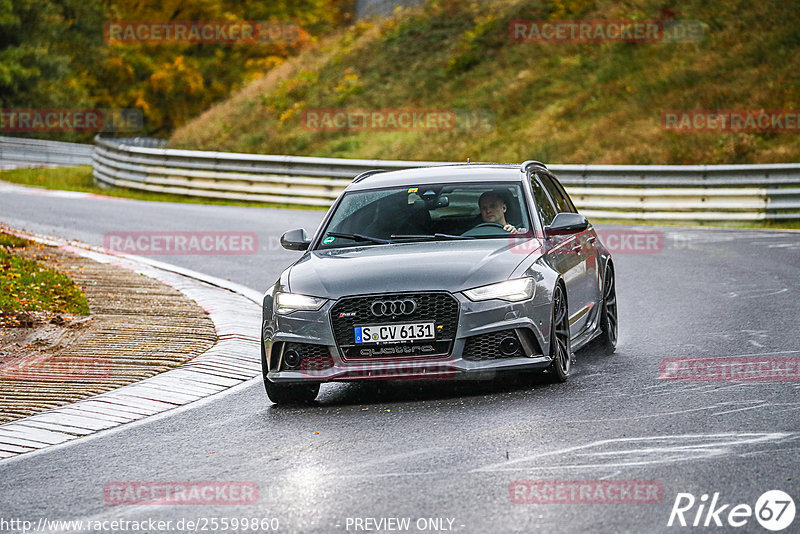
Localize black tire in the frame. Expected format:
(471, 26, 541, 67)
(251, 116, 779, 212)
(593, 264, 618, 355)
(261, 337, 320, 404)
(545, 284, 572, 383)
(264, 379, 320, 404)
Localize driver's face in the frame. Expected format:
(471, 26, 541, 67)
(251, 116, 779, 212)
(479, 197, 506, 223)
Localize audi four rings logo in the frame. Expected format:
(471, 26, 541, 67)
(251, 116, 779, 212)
(371, 299, 417, 316)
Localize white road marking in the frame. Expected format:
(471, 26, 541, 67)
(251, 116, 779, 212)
(470, 432, 792, 472)
(711, 403, 772, 416)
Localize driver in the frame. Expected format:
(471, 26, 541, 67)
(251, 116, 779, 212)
(478, 191, 523, 234)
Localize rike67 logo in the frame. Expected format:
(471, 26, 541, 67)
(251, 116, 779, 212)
(668, 490, 795, 531)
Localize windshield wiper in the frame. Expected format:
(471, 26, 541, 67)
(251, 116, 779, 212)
(390, 233, 475, 241)
(325, 232, 392, 244)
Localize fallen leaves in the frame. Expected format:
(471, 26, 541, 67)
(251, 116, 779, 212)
(0, 232, 90, 323)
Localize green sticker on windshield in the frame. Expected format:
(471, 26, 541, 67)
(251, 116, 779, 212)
(323, 236, 335, 244)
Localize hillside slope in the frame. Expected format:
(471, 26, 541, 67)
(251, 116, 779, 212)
(170, 0, 800, 164)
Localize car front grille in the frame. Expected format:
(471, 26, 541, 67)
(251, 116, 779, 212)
(462, 329, 524, 361)
(330, 292, 459, 360)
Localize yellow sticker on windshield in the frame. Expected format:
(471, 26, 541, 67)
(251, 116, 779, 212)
(408, 188, 418, 193)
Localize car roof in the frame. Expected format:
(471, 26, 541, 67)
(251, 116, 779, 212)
(346, 164, 526, 191)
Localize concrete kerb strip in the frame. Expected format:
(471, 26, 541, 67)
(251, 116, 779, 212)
(0, 228, 264, 461)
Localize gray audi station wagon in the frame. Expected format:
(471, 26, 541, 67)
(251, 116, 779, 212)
(261, 161, 617, 403)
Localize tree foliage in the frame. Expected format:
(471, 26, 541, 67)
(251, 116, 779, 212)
(0, 0, 353, 138)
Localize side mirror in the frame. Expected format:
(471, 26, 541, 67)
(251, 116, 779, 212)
(546, 213, 589, 235)
(280, 228, 311, 251)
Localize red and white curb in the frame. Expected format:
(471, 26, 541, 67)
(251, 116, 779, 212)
(0, 230, 263, 461)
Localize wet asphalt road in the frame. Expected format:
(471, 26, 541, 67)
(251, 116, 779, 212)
(1, 182, 799, 534)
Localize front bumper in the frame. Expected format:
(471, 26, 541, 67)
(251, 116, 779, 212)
(264, 291, 554, 383)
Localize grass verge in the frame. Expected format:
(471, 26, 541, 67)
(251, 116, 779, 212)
(0, 232, 90, 326)
(0, 166, 327, 211)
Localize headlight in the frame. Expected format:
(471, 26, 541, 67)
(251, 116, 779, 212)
(463, 278, 535, 302)
(275, 292, 327, 314)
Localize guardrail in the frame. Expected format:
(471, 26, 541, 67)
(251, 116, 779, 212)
(91, 136, 800, 220)
(0, 136, 94, 168)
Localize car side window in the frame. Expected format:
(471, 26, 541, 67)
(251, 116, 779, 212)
(538, 172, 577, 214)
(530, 174, 557, 226)
(551, 175, 578, 213)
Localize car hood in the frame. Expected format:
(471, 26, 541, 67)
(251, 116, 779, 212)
(287, 239, 543, 298)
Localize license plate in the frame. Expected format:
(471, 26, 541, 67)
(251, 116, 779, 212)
(355, 322, 435, 344)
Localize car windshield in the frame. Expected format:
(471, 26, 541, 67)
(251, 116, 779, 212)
(316, 182, 532, 249)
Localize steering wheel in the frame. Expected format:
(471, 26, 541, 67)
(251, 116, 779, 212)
(461, 221, 510, 237)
